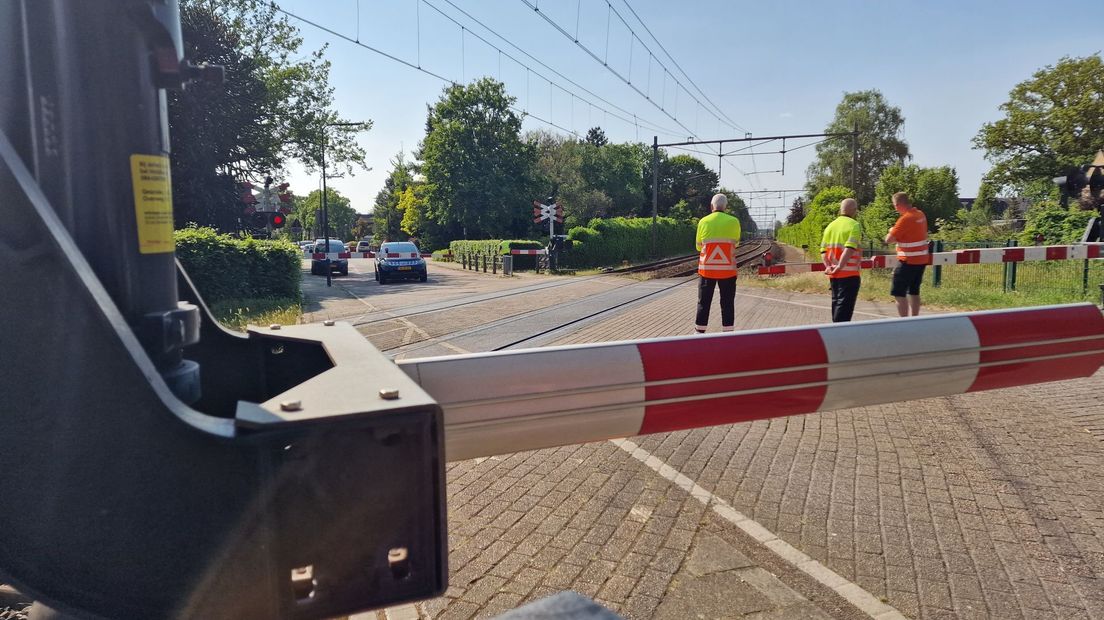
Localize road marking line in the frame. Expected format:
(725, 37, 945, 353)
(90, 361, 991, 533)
(611, 438, 907, 620)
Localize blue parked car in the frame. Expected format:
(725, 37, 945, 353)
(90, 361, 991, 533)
(375, 241, 427, 284)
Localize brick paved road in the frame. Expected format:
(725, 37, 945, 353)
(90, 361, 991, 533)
(319, 273, 1104, 619)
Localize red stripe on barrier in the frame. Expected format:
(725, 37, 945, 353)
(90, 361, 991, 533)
(872, 255, 886, 268)
(311, 253, 324, 260)
(1046, 247, 1068, 260)
(636, 330, 828, 434)
(968, 306, 1104, 391)
(338, 252, 350, 259)
(860, 260, 873, 269)
(811, 263, 827, 272)
(1089, 245, 1102, 259)
(956, 250, 980, 264)
(1003, 248, 1024, 262)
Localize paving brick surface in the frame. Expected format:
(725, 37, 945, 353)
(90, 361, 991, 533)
(345, 277, 1103, 619)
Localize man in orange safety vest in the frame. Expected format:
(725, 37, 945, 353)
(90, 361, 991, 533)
(884, 192, 929, 317)
(694, 193, 742, 333)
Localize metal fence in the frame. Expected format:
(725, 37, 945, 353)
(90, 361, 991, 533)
(860, 239, 1104, 301)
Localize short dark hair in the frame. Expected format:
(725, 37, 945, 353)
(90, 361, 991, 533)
(892, 192, 911, 206)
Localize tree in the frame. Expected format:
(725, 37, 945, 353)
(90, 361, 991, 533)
(806, 90, 910, 205)
(372, 152, 416, 244)
(860, 165, 960, 241)
(974, 54, 1104, 193)
(585, 127, 608, 147)
(169, 0, 367, 231)
(293, 188, 357, 241)
(419, 78, 537, 240)
(785, 197, 806, 225)
(642, 152, 719, 217)
(1019, 200, 1097, 245)
(580, 142, 646, 217)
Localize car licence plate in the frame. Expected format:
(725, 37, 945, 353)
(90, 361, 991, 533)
(398, 266, 412, 271)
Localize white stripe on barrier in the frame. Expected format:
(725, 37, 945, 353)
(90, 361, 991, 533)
(1023, 246, 1048, 261)
(817, 316, 979, 411)
(403, 344, 645, 461)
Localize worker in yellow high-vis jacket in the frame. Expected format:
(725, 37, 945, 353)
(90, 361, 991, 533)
(820, 198, 862, 322)
(694, 194, 742, 333)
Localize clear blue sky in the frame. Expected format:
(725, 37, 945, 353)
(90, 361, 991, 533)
(273, 0, 1101, 230)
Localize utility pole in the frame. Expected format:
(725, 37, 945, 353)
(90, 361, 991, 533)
(851, 121, 858, 193)
(651, 136, 659, 257)
(320, 121, 369, 287)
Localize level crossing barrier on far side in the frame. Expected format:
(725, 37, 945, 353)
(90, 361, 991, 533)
(762, 242, 1104, 299)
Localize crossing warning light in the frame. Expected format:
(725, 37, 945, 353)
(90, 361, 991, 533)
(271, 213, 286, 228)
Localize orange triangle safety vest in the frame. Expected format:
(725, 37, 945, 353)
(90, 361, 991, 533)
(696, 211, 742, 279)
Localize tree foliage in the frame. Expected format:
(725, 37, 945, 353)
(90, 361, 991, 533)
(776, 186, 855, 255)
(643, 152, 719, 217)
(785, 197, 806, 225)
(974, 54, 1104, 193)
(806, 90, 910, 205)
(860, 165, 960, 241)
(585, 126, 609, 147)
(292, 188, 356, 241)
(1019, 200, 1097, 245)
(169, 0, 367, 231)
(419, 78, 536, 239)
(372, 152, 417, 244)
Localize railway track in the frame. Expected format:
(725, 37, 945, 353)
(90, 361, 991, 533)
(375, 239, 774, 357)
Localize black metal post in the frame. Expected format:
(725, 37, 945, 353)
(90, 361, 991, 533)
(321, 132, 331, 287)
(651, 136, 659, 258)
(1, 0, 201, 402)
(851, 122, 858, 192)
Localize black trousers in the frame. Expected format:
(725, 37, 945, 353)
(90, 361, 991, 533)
(696, 276, 737, 330)
(830, 276, 861, 322)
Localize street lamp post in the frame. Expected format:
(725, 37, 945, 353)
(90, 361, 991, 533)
(320, 121, 368, 286)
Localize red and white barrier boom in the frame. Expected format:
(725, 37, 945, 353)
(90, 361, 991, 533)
(759, 243, 1104, 275)
(397, 304, 1104, 461)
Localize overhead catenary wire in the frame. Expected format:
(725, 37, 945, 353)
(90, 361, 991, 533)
(273, 5, 673, 141)
(520, 0, 702, 139)
(618, 0, 745, 134)
(526, 0, 747, 137)
(437, 0, 683, 138)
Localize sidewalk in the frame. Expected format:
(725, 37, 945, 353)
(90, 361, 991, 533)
(414, 285, 1104, 619)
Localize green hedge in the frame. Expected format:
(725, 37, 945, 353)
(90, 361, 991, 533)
(776, 186, 855, 259)
(449, 239, 504, 257)
(175, 226, 301, 304)
(563, 217, 695, 268)
(449, 239, 544, 270)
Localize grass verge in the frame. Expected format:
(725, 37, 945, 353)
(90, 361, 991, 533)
(209, 297, 302, 331)
(741, 269, 1101, 311)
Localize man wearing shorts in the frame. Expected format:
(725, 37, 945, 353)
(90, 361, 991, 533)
(884, 192, 928, 316)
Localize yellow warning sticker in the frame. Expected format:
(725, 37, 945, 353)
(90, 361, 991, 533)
(130, 154, 174, 254)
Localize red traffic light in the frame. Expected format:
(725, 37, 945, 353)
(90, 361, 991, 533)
(271, 213, 286, 228)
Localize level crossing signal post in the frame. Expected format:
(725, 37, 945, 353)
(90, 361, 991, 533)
(241, 176, 292, 236)
(533, 196, 564, 269)
(4, 4, 1104, 620)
